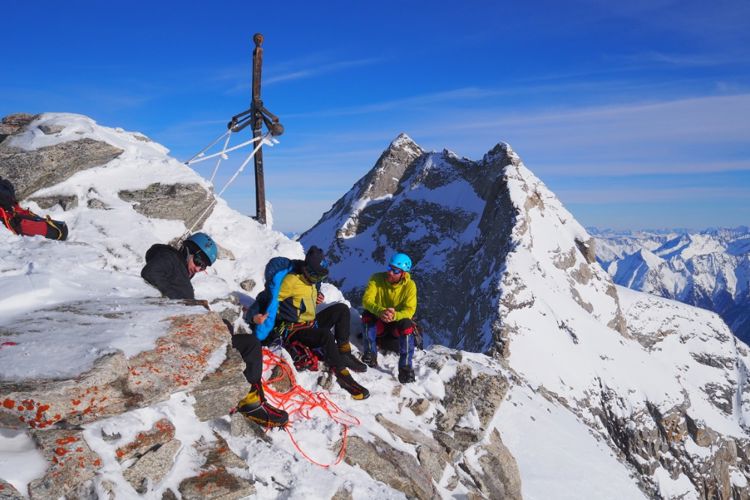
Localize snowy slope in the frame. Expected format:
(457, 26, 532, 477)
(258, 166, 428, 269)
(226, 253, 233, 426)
(0, 114, 528, 499)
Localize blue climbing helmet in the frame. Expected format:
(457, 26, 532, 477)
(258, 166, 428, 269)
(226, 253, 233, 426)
(185, 232, 218, 266)
(388, 252, 412, 273)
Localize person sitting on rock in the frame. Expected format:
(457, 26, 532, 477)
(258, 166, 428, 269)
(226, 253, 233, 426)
(361, 252, 418, 384)
(141, 233, 288, 427)
(275, 246, 370, 399)
(141, 232, 217, 300)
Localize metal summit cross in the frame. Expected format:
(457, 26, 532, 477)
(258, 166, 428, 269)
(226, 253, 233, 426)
(227, 33, 284, 225)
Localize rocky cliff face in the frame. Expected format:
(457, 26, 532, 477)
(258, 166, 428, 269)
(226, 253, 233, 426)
(301, 134, 750, 498)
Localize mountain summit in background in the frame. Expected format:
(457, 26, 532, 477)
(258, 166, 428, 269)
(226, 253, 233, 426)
(1, 114, 749, 499)
(592, 227, 750, 344)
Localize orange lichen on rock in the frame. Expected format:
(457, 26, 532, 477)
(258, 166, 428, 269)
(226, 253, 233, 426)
(56, 436, 78, 446)
(2, 398, 14, 409)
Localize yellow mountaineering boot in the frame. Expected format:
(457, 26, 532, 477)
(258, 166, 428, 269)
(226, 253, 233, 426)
(237, 385, 289, 428)
(334, 368, 370, 400)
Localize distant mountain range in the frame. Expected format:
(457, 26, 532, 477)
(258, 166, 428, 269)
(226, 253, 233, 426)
(591, 227, 750, 343)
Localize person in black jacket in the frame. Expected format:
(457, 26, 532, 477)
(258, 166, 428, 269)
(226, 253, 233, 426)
(141, 233, 288, 427)
(141, 232, 219, 300)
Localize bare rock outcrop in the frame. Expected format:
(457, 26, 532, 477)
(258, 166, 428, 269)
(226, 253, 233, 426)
(122, 439, 182, 494)
(27, 429, 102, 499)
(0, 138, 124, 200)
(343, 435, 437, 500)
(190, 344, 248, 421)
(178, 434, 255, 499)
(459, 429, 522, 500)
(119, 182, 214, 229)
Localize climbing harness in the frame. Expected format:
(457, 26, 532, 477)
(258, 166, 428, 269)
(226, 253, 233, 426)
(258, 347, 360, 468)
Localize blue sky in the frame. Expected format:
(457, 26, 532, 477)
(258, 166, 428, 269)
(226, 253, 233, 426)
(4, 0, 749, 233)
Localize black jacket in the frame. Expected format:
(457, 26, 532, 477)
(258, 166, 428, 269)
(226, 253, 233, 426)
(141, 244, 195, 300)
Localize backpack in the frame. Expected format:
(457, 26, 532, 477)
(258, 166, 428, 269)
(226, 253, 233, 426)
(0, 177, 69, 241)
(244, 257, 297, 341)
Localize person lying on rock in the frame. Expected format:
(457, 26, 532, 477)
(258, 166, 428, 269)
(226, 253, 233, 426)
(361, 252, 419, 384)
(141, 232, 288, 427)
(272, 246, 370, 399)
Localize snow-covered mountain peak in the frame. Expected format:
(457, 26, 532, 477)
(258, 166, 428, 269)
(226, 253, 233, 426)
(303, 135, 626, 353)
(388, 132, 421, 154)
(596, 226, 750, 344)
(302, 134, 750, 498)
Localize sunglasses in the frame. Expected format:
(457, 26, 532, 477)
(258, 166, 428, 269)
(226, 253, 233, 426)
(387, 266, 403, 275)
(192, 251, 210, 270)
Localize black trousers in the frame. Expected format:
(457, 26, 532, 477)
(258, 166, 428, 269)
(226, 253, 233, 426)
(287, 302, 351, 370)
(231, 333, 262, 385)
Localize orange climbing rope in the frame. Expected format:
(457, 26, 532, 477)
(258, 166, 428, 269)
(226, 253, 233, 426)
(260, 347, 360, 467)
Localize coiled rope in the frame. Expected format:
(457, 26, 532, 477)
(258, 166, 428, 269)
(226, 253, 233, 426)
(260, 347, 360, 467)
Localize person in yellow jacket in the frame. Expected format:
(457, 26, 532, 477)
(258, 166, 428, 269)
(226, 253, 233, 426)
(361, 252, 418, 383)
(277, 246, 370, 399)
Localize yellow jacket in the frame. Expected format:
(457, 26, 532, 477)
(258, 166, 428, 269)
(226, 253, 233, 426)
(278, 272, 318, 323)
(362, 272, 417, 321)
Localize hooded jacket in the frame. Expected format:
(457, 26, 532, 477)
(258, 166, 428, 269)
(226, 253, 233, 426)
(362, 272, 417, 321)
(141, 244, 195, 300)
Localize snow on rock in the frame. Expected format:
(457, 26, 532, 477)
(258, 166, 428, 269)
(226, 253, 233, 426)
(2, 113, 749, 499)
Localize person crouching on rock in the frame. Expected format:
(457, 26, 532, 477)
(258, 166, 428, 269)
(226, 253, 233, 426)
(141, 233, 288, 427)
(277, 246, 370, 399)
(361, 253, 418, 384)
